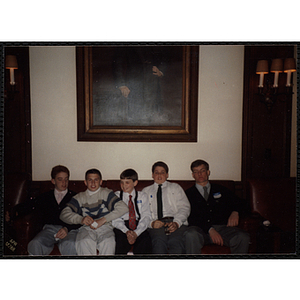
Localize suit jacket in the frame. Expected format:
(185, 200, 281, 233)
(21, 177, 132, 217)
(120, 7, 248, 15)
(185, 183, 243, 234)
(34, 189, 80, 232)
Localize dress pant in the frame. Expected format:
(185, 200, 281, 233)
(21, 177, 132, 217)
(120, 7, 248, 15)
(184, 225, 250, 254)
(27, 224, 78, 256)
(148, 225, 187, 254)
(114, 227, 152, 255)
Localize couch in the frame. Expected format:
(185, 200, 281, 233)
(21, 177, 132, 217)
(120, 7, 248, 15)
(246, 178, 296, 254)
(4, 174, 296, 256)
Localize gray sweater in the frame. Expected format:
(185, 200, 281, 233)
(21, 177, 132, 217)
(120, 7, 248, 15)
(60, 187, 128, 225)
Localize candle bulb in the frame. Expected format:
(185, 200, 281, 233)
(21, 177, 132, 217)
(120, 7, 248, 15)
(273, 71, 280, 87)
(284, 58, 296, 87)
(270, 59, 283, 88)
(10, 69, 15, 85)
(286, 70, 292, 86)
(259, 73, 264, 87)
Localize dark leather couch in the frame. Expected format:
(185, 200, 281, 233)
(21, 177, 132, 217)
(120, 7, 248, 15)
(4, 173, 296, 256)
(4, 172, 33, 255)
(247, 178, 296, 254)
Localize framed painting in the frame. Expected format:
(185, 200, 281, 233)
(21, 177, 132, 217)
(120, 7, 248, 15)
(76, 44, 199, 142)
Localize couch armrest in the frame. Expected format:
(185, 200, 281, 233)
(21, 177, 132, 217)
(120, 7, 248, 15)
(239, 212, 263, 231)
(12, 212, 43, 255)
(239, 212, 265, 254)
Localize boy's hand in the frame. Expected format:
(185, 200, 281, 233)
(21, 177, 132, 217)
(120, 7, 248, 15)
(209, 228, 224, 246)
(151, 220, 164, 229)
(90, 217, 107, 229)
(126, 231, 137, 245)
(82, 216, 94, 226)
(55, 227, 68, 239)
(165, 222, 179, 233)
(227, 211, 239, 227)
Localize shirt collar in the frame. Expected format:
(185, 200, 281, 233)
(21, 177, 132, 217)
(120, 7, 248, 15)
(54, 189, 68, 197)
(154, 181, 167, 188)
(196, 181, 210, 192)
(87, 187, 101, 196)
(123, 189, 136, 199)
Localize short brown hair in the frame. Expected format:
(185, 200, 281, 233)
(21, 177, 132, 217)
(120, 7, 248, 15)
(190, 159, 209, 171)
(152, 161, 169, 174)
(51, 165, 70, 179)
(120, 169, 138, 182)
(85, 168, 102, 180)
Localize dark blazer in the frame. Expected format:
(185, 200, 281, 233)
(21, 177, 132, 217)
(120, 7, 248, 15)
(34, 189, 80, 232)
(185, 183, 243, 233)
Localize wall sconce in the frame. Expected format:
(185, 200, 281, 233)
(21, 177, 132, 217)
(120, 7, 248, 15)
(284, 58, 296, 87)
(256, 58, 296, 111)
(5, 55, 18, 85)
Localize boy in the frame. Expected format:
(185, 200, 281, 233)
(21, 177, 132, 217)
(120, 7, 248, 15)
(112, 168, 152, 255)
(28, 165, 80, 255)
(60, 168, 128, 255)
(184, 159, 250, 254)
(142, 161, 190, 254)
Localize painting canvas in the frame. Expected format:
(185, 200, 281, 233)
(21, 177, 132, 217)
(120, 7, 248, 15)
(92, 46, 183, 127)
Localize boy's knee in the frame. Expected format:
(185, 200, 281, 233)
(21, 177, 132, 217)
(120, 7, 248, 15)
(184, 227, 206, 251)
(185, 226, 204, 240)
(184, 226, 197, 237)
(232, 230, 250, 245)
(27, 240, 36, 253)
(241, 231, 251, 244)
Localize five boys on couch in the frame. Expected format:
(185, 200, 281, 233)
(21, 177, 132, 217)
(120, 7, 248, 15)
(26, 160, 249, 256)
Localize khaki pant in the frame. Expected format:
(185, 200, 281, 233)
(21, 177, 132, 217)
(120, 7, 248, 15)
(75, 223, 115, 255)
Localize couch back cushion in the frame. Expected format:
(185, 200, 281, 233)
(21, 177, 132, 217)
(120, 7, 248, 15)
(247, 178, 296, 232)
(32, 179, 235, 196)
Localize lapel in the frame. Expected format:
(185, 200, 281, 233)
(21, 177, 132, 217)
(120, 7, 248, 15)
(45, 190, 60, 211)
(193, 184, 216, 203)
(50, 189, 70, 207)
(207, 184, 221, 203)
(192, 185, 206, 203)
(60, 190, 71, 206)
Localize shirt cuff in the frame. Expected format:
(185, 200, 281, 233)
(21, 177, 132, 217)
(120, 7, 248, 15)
(173, 219, 182, 228)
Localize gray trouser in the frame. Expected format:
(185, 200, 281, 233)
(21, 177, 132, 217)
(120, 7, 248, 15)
(148, 225, 188, 254)
(76, 224, 115, 255)
(184, 225, 250, 254)
(27, 224, 78, 256)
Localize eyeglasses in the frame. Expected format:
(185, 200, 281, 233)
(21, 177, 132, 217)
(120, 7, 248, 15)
(192, 169, 208, 174)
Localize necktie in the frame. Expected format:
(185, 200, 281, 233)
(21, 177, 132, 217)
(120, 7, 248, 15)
(157, 184, 163, 219)
(128, 195, 136, 230)
(203, 186, 209, 201)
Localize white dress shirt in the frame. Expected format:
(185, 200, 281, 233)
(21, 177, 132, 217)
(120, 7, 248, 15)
(142, 181, 190, 228)
(54, 188, 68, 204)
(112, 189, 151, 237)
